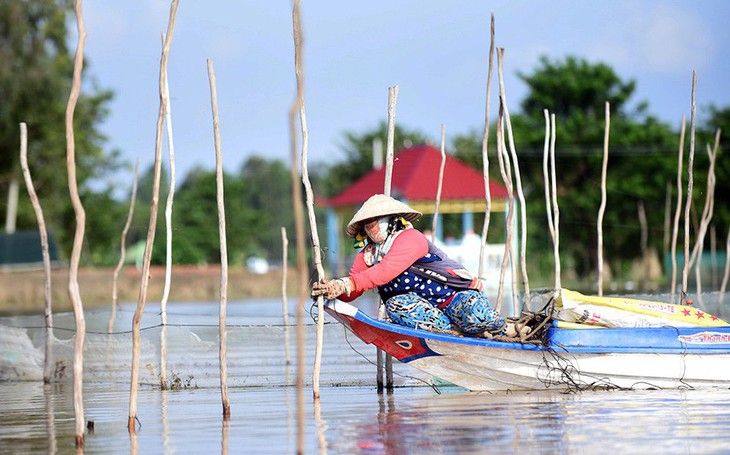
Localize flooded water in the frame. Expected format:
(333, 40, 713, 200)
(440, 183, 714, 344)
(2, 294, 730, 453)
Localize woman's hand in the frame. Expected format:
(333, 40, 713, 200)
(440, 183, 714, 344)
(311, 278, 351, 300)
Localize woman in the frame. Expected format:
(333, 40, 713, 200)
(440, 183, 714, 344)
(312, 194, 522, 337)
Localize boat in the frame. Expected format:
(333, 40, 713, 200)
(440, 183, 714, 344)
(323, 289, 730, 391)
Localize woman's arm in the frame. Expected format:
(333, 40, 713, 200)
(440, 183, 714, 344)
(346, 229, 428, 297)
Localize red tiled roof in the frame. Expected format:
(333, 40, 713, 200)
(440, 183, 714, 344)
(326, 144, 508, 207)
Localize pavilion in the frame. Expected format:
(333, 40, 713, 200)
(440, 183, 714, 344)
(321, 144, 510, 274)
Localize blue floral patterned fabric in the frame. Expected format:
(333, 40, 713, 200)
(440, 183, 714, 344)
(384, 289, 504, 335)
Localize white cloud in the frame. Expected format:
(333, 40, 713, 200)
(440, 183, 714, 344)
(589, 3, 714, 75)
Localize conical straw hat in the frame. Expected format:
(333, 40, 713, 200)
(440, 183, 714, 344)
(345, 194, 422, 238)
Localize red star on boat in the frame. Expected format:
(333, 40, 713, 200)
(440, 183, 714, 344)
(711, 315, 719, 321)
(696, 311, 705, 319)
(682, 308, 692, 317)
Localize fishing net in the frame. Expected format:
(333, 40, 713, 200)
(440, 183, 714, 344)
(0, 301, 433, 389)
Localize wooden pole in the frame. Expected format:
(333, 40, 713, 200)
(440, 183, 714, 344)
(431, 125, 446, 244)
(597, 102, 610, 296)
(663, 181, 672, 261)
(689, 135, 719, 300)
(494, 103, 514, 313)
(549, 113, 562, 291)
(382, 85, 399, 391)
(542, 110, 556, 289)
(289, 97, 307, 455)
(719, 229, 730, 304)
(159, 31, 177, 391)
(129, 0, 179, 434)
(670, 116, 687, 302)
(292, 0, 326, 401)
(19, 122, 54, 384)
(281, 226, 290, 328)
(637, 201, 648, 289)
(65, 1, 87, 447)
(109, 159, 139, 334)
(281, 227, 291, 370)
(478, 13, 495, 280)
(496, 47, 529, 311)
(681, 72, 697, 305)
(207, 58, 231, 418)
(383, 86, 399, 197)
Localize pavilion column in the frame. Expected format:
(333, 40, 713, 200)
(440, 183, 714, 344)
(462, 211, 474, 235)
(326, 208, 339, 274)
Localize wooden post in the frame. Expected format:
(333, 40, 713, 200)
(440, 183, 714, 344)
(381, 85, 398, 391)
(719, 229, 730, 304)
(478, 13, 495, 281)
(159, 31, 177, 390)
(681, 72, 697, 305)
(281, 227, 291, 369)
(688, 134, 719, 300)
(542, 110, 556, 290)
(129, 0, 179, 434)
(109, 159, 139, 334)
(431, 125, 446, 243)
(288, 96, 307, 454)
(207, 58, 231, 418)
(549, 114, 561, 291)
(65, 1, 87, 447)
(597, 102, 610, 296)
(494, 103, 514, 313)
(670, 116, 687, 302)
(496, 47, 529, 311)
(292, 0, 326, 400)
(19, 122, 54, 384)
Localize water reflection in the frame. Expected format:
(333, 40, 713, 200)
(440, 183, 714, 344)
(328, 388, 730, 453)
(43, 384, 57, 455)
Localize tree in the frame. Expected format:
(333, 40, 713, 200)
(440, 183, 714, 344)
(313, 121, 431, 198)
(0, 0, 116, 258)
(154, 167, 264, 266)
(454, 56, 680, 281)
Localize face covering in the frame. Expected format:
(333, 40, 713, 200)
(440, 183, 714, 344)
(364, 216, 390, 244)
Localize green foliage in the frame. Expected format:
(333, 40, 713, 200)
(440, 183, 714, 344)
(1, 0, 117, 260)
(150, 167, 263, 266)
(313, 121, 431, 197)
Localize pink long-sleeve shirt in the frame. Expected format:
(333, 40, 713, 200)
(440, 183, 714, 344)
(338, 228, 429, 302)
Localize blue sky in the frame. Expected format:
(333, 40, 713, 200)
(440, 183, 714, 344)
(81, 1, 730, 190)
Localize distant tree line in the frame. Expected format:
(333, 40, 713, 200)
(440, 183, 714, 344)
(2, 2, 729, 286)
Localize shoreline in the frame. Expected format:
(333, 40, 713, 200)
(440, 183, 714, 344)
(0, 265, 303, 315)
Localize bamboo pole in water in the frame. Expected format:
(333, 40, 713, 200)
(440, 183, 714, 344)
(282, 227, 290, 328)
(549, 114, 562, 291)
(597, 102, 610, 296)
(478, 13, 495, 280)
(670, 116, 687, 302)
(109, 159, 139, 334)
(497, 47, 529, 311)
(159, 31, 177, 391)
(289, 98, 307, 455)
(207, 58, 231, 418)
(720, 229, 730, 303)
(19, 122, 54, 384)
(129, 0, 178, 434)
(292, 0, 326, 400)
(381, 85, 399, 391)
(681, 72, 697, 305)
(65, 1, 87, 447)
(431, 125, 446, 243)
(689, 135, 719, 300)
(663, 182, 672, 261)
(637, 201, 649, 289)
(281, 227, 291, 369)
(542, 110, 557, 291)
(494, 104, 514, 313)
